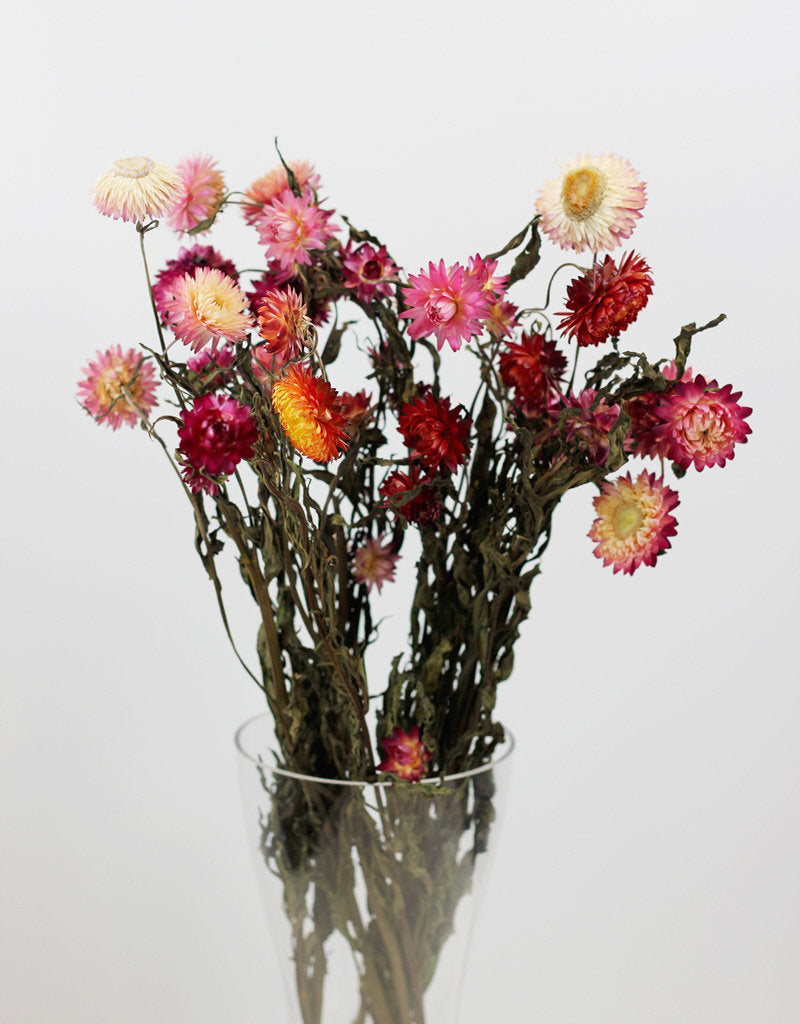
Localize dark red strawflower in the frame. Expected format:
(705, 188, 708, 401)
(558, 252, 653, 347)
(380, 466, 443, 525)
(499, 332, 567, 418)
(397, 392, 471, 474)
(153, 245, 239, 324)
(178, 394, 258, 487)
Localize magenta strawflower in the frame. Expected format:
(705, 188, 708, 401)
(466, 254, 508, 296)
(353, 535, 399, 593)
(255, 190, 337, 273)
(166, 155, 226, 233)
(624, 361, 693, 459)
(164, 268, 253, 353)
(178, 394, 258, 495)
(152, 245, 239, 324)
(341, 241, 400, 303)
(186, 344, 236, 389)
(377, 726, 433, 782)
(654, 375, 752, 471)
(589, 471, 679, 575)
(77, 345, 158, 429)
(401, 260, 491, 352)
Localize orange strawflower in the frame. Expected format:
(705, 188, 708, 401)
(271, 364, 348, 463)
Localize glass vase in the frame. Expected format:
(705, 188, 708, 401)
(235, 713, 514, 1024)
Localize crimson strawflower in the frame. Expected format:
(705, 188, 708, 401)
(178, 394, 258, 494)
(398, 392, 471, 474)
(558, 252, 653, 347)
(377, 726, 432, 782)
(499, 332, 567, 418)
(380, 467, 443, 525)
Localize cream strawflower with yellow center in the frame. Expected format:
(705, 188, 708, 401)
(91, 157, 182, 223)
(536, 153, 646, 253)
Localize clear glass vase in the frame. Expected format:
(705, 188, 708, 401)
(235, 713, 515, 1024)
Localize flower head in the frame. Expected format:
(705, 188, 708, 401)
(563, 389, 621, 465)
(466, 254, 508, 296)
(91, 156, 182, 223)
(558, 252, 653, 347)
(246, 269, 331, 326)
(337, 390, 374, 429)
(380, 466, 443, 525)
(242, 160, 321, 225)
(257, 286, 311, 364)
(166, 155, 226, 233)
(654, 375, 752, 471)
(186, 344, 236, 390)
(624, 361, 693, 459)
(484, 298, 519, 339)
(589, 471, 679, 575)
(398, 392, 472, 474)
(341, 241, 400, 303)
(152, 245, 239, 323)
(401, 260, 491, 352)
(500, 332, 567, 418)
(77, 345, 158, 429)
(378, 726, 433, 782)
(271, 364, 348, 462)
(353, 535, 399, 593)
(164, 268, 253, 353)
(177, 394, 258, 495)
(536, 153, 646, 253)
(255, 190, 337, 273)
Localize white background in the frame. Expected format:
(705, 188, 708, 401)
(2, 1, 798, 1022)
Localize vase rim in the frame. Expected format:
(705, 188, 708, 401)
(234, 711, 515, 787)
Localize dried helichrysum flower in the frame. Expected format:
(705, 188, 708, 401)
(152, 245, 239, 324)
(186, 344, 236, 390)
(352, 535, 400, 593)
(624, 361, 693, 460)
(500, 332, 567, 418)
(177, 394, 258, 495)
(257, 287, 311, 364)
(536, 153, 646, 253)
(654, 375, 752, 471)
(558, 252, 653, 347)
(270, 364, 349, 463)
(91, 156, 181, 223)
(166, 155, 226, 233)
(255, 190, 337, 273)
(242, 160, 321, 225)
(77, 345, 158, 430)
(341, 241, 400, 303)
(562, 389, 621, 465)
(401, 260, 491, 352)
(380, 466, 444, 525)
(377, 726, 433, 782)
(164, 268, 253, 353)
(589, 471, 679, 575)
(398, 392, 472, 474)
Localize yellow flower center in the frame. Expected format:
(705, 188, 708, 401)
(561, 168, 608, 221)
(112, 156, 155, 179)
(613, 501, 644, 540)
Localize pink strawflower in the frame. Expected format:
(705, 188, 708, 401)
(563, 389, 621, 465)
(178, 394, 258, 495)
(255, 190, 337, 273)
(401, 260, 491, 352)
(352, 535, 399, 593)
(242, 160, 321, 225)
(186, 344, 236, 389)
(466, 254, 508, 296)
(398, 392, 472, 474)
(152, 245, 239, 324)
(341, 241, 400, 303)
(164, 268, 253, 353)
(256, 286, 311, 364)
(484, 298, 519, 339)
(589, 471, 679, 575)
(654, 375, 752, 471)
(77, 345, 158, 429)
(378, 725, 433, 782)
(380, 466, 443, 525)
(166, 155, 226, 233)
